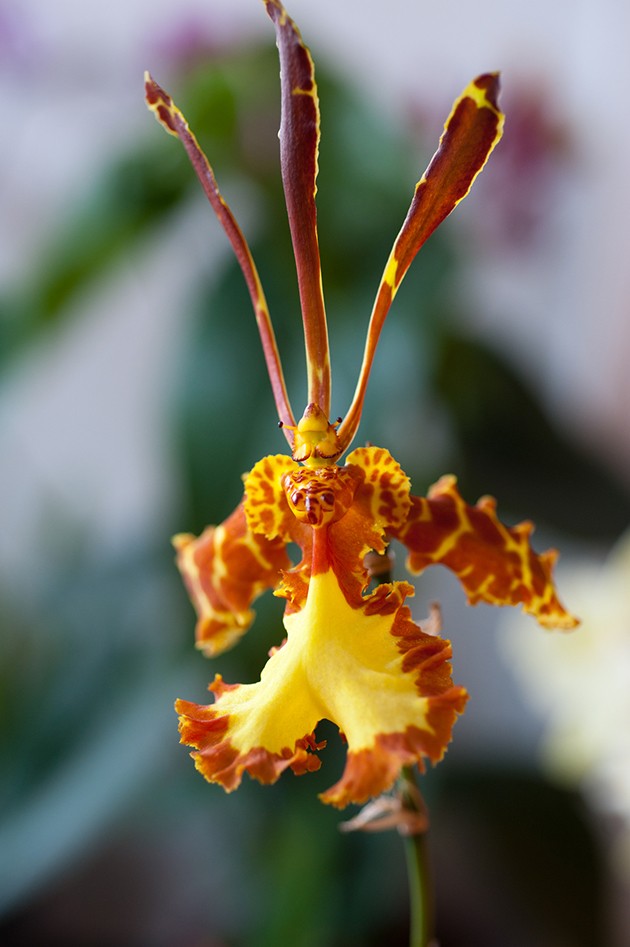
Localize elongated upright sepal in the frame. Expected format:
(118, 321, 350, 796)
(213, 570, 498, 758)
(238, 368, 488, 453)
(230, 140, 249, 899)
(339, 74, 504, 450)
(145, 72, 295, 433)
(264, 1, 331, 415)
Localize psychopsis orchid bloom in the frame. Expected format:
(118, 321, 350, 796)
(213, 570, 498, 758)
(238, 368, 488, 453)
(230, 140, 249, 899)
(146, 0, 578, 808)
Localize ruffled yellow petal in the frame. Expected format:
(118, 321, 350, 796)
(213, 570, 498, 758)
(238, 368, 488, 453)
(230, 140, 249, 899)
(176, 564, 466, 807)
(392, 475, 578, 629)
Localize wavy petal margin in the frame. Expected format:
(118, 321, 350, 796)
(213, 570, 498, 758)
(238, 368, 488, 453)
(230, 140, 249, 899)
(177, 568, 467, 807)
(391, 475, 578, 629)
(173, 502, 291, 656)
(346, 445, 412, 532)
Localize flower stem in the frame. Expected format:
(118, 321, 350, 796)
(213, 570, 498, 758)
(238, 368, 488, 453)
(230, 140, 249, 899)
(368, 551, 436, 946)
(400, 767, 434, 947)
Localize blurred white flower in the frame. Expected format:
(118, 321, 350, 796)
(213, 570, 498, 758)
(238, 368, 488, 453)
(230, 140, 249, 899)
(501, 531, 630, 863)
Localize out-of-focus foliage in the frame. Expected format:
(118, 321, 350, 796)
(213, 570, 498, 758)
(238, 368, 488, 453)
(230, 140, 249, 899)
(434, 332, 630, 537)
(1, 36, 623, 947)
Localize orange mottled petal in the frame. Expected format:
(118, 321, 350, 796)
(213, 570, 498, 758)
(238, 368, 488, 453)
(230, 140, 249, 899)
(346, 445, 412, 532)
(173, 502, 291, 656)
(392, 475, 578, 629)
(243, 454, 300, 541)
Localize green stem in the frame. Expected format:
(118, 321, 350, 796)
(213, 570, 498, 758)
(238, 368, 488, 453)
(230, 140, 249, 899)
(400, 767, 434, 947)
(368, 553, 435, 946)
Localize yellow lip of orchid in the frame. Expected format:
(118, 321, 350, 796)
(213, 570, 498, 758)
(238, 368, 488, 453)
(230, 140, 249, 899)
(147, 0, 578, 807)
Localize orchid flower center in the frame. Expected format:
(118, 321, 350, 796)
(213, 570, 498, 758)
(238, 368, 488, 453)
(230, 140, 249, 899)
(284, 403, 342, 467)
(282, 464, 357, 527)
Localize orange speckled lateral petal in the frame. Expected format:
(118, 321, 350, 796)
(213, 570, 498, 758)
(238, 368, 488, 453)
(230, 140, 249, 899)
(173, 502, 291, 656)
(392, 475, 579, 630)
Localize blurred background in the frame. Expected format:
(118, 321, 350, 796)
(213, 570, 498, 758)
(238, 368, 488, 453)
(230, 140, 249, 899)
(2, 0, 630, 944)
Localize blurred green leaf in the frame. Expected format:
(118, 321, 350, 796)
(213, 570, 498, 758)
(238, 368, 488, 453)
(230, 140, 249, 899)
(0, 537, 195, 915)
(433, 766, 606, 947)
(433, 331, 630, 537)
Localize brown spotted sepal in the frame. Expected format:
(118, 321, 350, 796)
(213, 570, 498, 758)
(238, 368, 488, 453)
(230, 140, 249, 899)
(391, 475, 578, 630)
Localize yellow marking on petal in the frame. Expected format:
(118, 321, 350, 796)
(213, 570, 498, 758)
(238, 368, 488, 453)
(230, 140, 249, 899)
(210, 525, 229, 580)
(382, 253, 399, 293)
(294, 570, 433, 751)
(243, 529, 285, 575)
(461, 74, 503, 119)
(205, 656, 321, 759)
(210, 571, 437, 754)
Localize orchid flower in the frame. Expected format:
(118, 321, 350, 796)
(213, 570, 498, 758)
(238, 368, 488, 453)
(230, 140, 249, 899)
(146, 0, 577, 808)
